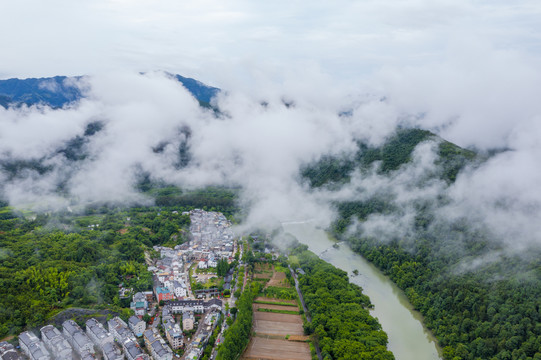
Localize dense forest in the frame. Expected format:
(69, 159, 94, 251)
(290, 244, 395, 360)
(301, 128, 541, 360)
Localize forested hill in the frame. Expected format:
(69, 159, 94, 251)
(0, 73, 220, 108)
(301, 129, 541, 360)
(301, 128, 477, 189)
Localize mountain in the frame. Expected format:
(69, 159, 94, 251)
(0, 73, 220, 108)
(301, 129, 541, 360)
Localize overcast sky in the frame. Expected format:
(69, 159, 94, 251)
(2, 0, 541, 87)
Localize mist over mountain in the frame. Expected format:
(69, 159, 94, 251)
(0, 73, 219, 108)
(2, 69, 541, 358)
(0, 70, 539, 259)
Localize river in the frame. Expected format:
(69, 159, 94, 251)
(282, 221, 442, 360)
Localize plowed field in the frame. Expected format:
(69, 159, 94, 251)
(241, 337, 310, 360)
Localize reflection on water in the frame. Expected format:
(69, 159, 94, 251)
(283, 221, 441, 360)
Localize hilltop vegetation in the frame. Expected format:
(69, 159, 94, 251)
(301, 128, 477, 189)
(301, 128, 541, 360)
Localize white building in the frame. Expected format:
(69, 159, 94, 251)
(182, 311, 194, 331)
(0, 341, 21, 360)
(207, 255, 217, 268)
(40, 325, 72, 360)
(107, 317, 135, 344)
(18, 331, 50, 360)
(123, 340, 147, 360)
(86, 318, 114, 348)
(101, 342, 123, 360)
(163, 320, 183, 350)
(173, 280, 187, 298)
(143, 328, 173, 360)
(128, 316, 146, 337)
(62, 320, 95, 357)
(130, 292, 149, 317)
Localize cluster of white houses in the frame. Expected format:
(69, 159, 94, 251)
(17, 315, 156, 360)
(148, 211, 236, 304)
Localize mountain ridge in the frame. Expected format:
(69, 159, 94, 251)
(0, 73, 220, 109)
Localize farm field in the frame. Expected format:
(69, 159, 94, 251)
(241, 337, 310, 360)
(242, 261, 312, 360)
(253, 312, 304, 336)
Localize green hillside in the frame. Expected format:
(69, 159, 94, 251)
(301, 128, 541, 360)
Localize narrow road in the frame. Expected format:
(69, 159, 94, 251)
(289, 266, 322, 360)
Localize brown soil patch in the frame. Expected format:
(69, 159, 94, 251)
(267, 271, 291, 288)
(253, 312, 304, 336)
(255, 297, 297, 305)
(118, 228, 128, 235)
(242, 337, 310, 360)
(255, 312, 302, 324)
(253, 303, 299, 312)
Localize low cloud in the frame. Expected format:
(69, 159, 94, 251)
(1, 67, 541, 261)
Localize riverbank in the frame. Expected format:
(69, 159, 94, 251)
(282, 222, 442, 360)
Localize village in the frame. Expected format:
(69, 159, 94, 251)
(3, 209, 240, 360)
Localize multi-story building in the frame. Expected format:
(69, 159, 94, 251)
(168, 298, 222, 314)
(80, 350, 96, 360)
(85, 318, 114, 348)
(107, 317, 135, 344)
(143, 328, 173, 360)
(101, 342, 123, 360)
(168, 299, 204, 313)
(128, 316, 146, 337)
(18, 331, 50, 360)
(163, 319, 183, 350)
(123, 340, 148, 360)
(172, 281, 187, 298)
(40, 325, 72, 360)
(130, 292, 149, 316)
(182, 311, 194, 331)
(155, 287, 174, 302)
(62, 320, 95, 357)
(0, 341, 22, 360)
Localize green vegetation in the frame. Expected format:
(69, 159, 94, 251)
(349, 236, 541, 360)
(216, 282, 261, 360)
(257, 308, 300, 315)
(301, 128, 540, 359)
(290, 244, 394, 360)
(254, 300, 297, 306)
(0, 204, 193, 337)
(437, 140, 477, 183)
(301, 128, 477, 190)
(301, 155, 355, 188)
(361, 128, 432, 173)
(262, 285, 297, 300)
(216, 258, 232, 277)
(151, 186, 239, 218)
(201, 313, 222, 360)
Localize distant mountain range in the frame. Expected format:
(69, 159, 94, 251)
(0, 73, 220, 108)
